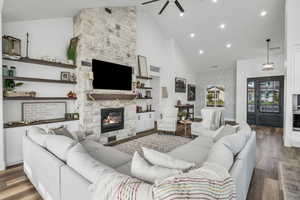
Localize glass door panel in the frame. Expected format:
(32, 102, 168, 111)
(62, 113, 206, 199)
(259, 80, 280, 113)
(247, 81, 255, 113)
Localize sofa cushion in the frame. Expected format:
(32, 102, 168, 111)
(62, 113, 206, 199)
(213, 124, 239, 142)
(131, 152, 181, 183)
(27, 126, 52, 147)
(47, 126, 74, 139)
(206, 142, 234, 170)
(143, 147, 195, 170)
(81, 140, 131, 168)
(46, 135, 76, 161)
(168, 136, 213, 166)
(220, 122, 252, 156)
(67, 143, 114, 183)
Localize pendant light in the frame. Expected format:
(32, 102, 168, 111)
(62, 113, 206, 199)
(262, 39, 275, 71)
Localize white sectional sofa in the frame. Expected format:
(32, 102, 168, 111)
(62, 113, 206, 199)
(23, 123, 256, 200)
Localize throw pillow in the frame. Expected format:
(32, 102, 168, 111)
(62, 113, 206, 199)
(142, 147, 195, 170)
(47, 126, 75, 140)
(213, 124, 239, 142)
(67, 143, 114, 183)
(206, 142, 234, 170)
(27, 126, 52, 147)
(46, 135, 76, 161)
(131, 152, 182, 184)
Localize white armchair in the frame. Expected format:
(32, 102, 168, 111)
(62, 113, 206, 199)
(157, 114, 177, 134)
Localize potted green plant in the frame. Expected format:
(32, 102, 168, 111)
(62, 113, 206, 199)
(178, 110, 187, 120)
(67, 46, 76, 64)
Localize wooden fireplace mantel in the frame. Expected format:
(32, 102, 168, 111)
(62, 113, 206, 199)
(87, 93, 137, 101)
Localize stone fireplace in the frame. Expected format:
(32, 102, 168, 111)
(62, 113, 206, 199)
(101, 108, 124, 133)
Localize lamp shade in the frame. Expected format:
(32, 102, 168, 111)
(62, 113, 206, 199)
(162, 87, 168, 98)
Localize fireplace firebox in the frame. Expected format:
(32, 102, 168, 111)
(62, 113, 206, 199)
(101, 108, 124, 133)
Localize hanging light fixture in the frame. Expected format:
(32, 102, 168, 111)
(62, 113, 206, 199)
(262, 39, 275, 71)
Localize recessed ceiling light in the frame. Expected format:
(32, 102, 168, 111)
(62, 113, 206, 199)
(260, 10, 267, 17)
(190, 33, 195, 38)
(199, 50, 204, 54)
(212, 0, 218, 3)
(226, 43, 232, 48)
(220, 23, 226, 29)
(180, 12, 184, 17)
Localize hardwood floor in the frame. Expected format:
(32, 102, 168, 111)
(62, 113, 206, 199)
(0, 126, 298, 200)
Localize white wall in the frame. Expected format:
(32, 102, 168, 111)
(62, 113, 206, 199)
(0, 0, 5, 170)
(284, 0, 300, 146)
(137, 10, 197, 117)
(236, 54, 285, 123)
(2, 18, 76, 123)
(196, 67, 236, 120)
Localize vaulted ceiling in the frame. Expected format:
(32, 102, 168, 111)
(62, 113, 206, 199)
(3, 0, 285, 71)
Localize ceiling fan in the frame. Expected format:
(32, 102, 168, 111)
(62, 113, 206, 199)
(142, 0, 185, 15)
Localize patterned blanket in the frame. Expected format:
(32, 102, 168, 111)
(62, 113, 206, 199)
(91, 163, 236, 200)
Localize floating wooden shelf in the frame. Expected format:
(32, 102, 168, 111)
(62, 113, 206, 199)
(3, 57, 76, 69)
(136, 97, 152, 100)
(175, 104, 194, 108)
(136, 76, 152, 80)
(87, 93, 136, 101)
(3, 76, 77, 84)
(4, 118, 79, 129)
(136, 87, 152, 90)
(137, 110, 155, 114)
(4, 97, 77, 100)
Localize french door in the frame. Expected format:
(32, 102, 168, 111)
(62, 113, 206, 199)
(247, 76, 284, 127)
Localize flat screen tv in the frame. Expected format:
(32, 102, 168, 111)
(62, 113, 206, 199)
(92, 59, 132, 91)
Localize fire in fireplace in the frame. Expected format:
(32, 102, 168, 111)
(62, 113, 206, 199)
(101, 108, 124, 133)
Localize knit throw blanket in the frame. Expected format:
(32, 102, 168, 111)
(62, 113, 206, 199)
(91, 163, 236, 200)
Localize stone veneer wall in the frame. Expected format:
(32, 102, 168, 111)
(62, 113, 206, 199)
(73, 7, 137, 141)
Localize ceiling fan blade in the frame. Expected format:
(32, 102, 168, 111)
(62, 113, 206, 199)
(174, 0, 184, 13)
(159, 1, 169, 15)
(142, 0, 160, 5)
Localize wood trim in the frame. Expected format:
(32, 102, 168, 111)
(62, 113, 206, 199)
(136, 97, 152, 100)
(136, 76, 152, 80)
(3, 57, 76, 69)
(4, 119, 79, 129)
(3, 76, 77, 84)
(87, 93, 136, 101)
(4, 97, 76, 100)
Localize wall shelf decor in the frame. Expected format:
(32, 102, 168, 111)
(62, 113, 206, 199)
(136, 76, 152, 80)
(3, 57, 77, 69)
(3, 97, 77, 101)
(136, 110, 155, 114)
(3, 76, 77, 84)
(4, 119, 79, 129)
(136, 87, 152, 90)
(87, 93, 136, 101)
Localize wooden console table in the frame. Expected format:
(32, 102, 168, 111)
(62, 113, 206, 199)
(175, 104, 195, 120)
(176, 120, 192, 138)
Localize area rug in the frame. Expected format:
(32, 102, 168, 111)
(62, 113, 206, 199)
(114, 133, 193, 156)
(278, 161, 300, 200)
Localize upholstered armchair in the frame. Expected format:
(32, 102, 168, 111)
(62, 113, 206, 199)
(157, 114, 177, 134)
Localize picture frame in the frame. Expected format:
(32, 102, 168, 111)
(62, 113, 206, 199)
(188, 84, 196, 101)
(175, 77, 186, 93)
(137, 55, 149, 77)
(61, 72, 70, 81)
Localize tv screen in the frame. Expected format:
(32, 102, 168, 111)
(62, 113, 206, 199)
(92, 59, 132, 91)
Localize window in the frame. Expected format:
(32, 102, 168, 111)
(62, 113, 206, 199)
(206, 86, 225, 107)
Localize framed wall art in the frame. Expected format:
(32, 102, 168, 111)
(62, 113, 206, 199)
(175, 77, 186, 93)
(188, 84, 196, 101)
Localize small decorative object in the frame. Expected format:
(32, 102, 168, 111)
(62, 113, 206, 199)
(4, 90, 34, 97)
(28, 91, 36, 97)
(73, 113, 80, 120)
(188, 84, 196, 101)
(175, 77, 186, 93)
(177, 100, 182, 106)
(70, 73, 77, 82)
(67, 37, 79, 64)
(65, 113, 73, 120)
(3, 79, 23, 91)
(67, 91, 77, 99)
(136, 106, 142, 112)
(61, 72, 71, 81)
(3, 65, 9, 77)
(8, 66, 16, 77)
(162, 87, 168, 98)
(141, 83, 145, 88)
(146, 91, 152, 98)
(26, 33, 29, 58)
(137, 55, 149, 77)
(2, 35, 21, 59)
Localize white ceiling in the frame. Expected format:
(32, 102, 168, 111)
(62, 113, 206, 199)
(2, 0, 285, 72)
